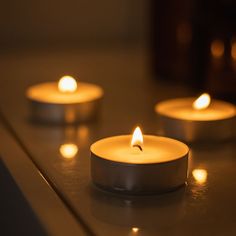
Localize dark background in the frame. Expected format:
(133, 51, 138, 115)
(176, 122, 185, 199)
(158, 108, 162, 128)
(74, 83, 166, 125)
(1, 0, 236, 100)
(0, 0, 148, 50)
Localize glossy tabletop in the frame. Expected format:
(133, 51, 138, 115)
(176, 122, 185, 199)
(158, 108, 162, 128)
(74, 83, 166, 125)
(0, 47, 235, 236)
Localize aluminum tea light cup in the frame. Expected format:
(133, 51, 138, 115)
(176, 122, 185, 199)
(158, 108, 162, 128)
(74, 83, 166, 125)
(155, 93, 235, 142)
(90, 127, 189, 195)
(26, 75, 104, 124)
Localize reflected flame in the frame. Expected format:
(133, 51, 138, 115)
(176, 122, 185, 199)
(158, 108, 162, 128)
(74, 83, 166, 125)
(132, 227, 139, 233)
(192, 169, 207, 184)
(231, 42, 236, 60)
(211, 39, 224, 58)
(78, 125, 89, 140)
(59, 143, 78, 159)
(58, 75, 77, 93)
(193, 93, 211, 110)
(131, 127, 143, 150)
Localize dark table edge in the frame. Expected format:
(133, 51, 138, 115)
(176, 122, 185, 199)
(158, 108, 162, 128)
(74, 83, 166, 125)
(0, 114, 89, 236)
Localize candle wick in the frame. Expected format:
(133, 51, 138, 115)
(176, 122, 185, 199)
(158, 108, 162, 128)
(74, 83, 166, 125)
(132, 144, 143, 151)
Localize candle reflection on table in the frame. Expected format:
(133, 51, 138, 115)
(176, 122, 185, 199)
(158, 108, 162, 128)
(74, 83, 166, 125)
(89, 186, 186, 231)
(63, 124, 90, 146)
(131, 227, 139, 234)
(132, 227, 139, 233)
(77, 125, 90, 145)
(59, 143, 78, 159)
(192, 169, 208, 185)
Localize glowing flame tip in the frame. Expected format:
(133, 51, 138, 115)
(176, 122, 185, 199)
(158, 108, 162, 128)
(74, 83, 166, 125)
(193, 93, 211, 110)
(131, 126, 143, 150)
(58, 75, 77, 93)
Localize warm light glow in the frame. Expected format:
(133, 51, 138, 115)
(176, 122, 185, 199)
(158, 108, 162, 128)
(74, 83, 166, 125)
(59, 143, 78, 159)
(231, 42, 236, 60)
(192, 169, 207, 184)
(78, 125, 89, 141)
(131, 127, 143, 150)
(58, 75, 77, 93)
(132, 227, 139, 233)
(193, 93, 211, 110)
(211, 40, 224, 58)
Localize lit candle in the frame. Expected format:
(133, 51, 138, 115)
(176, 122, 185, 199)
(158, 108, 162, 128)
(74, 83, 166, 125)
(155, 93, 235, 142)
(90, 127, 189, 194)
(26, 75, 104, 123)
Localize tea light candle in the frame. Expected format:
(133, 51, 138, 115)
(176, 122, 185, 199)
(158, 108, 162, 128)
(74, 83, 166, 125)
(90, 127, 189, 195)
(26, 75, 104, 123)
(155, 93, 236, 142)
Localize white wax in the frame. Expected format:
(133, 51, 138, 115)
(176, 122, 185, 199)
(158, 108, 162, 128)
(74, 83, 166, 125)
(91, 135, 189, 164)
(26, 82, 103, 104)
(156, 98, 235, 121)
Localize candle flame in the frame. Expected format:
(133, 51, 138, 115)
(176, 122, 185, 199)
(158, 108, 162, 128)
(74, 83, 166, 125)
(193, 93, 211, 110)
(58, 75, 77, 93)
(131, 126, 143, 151)
(59, 143, 78, 159)
(192, 169, 207, 184)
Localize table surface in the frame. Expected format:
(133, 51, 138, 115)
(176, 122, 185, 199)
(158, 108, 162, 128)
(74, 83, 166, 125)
(0, 47, 236, 236)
